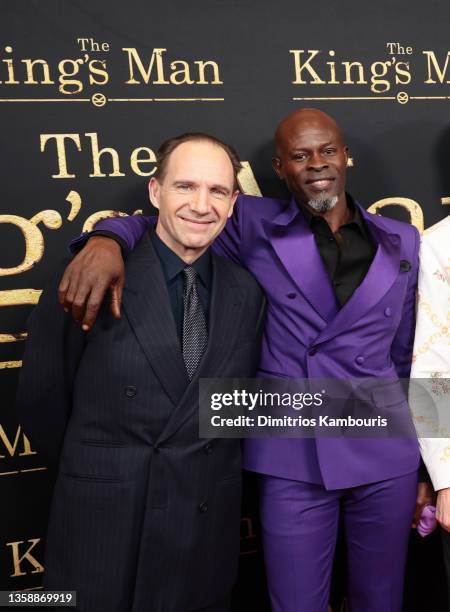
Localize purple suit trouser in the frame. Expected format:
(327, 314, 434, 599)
(258, 472, 418, 612)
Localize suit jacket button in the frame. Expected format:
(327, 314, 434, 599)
(355, 356, 365, 365)
(308, 348, 317, 356)
(125, 385, 137, 398)
(384, 307, 392, 317)
(204, 443, 213, 455)
(400, 259, 411, 272)
(154, 444, 160, 453)
(287, 293, 296, 299)
(199, 501, 208, 513)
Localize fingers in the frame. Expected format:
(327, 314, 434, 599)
(110, 278, 124, 320)
(58, 262, 108, 330)
(64, 271, 84, 317)
(412, 499, 427, 528)
(436, 499, 450, 532)
(413, 483, 435, 528)
(58, 236, 125, 329)
(412, 504, 421, 528)
(81, 282, 110, 331)
(57, 271, 69, 310)
(58, 265, 78, 312)
(81, 279, 123, 330)
(436, 512, 450, 532)
(68, 272, 97, 325)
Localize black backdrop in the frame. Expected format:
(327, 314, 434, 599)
(1, 1, 449, 609)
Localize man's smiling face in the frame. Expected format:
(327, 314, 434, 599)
(272, 109, 348, 213)
(149, 140, 238, 261)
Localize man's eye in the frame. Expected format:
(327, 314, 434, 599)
(211, 188, 226, 197)
(293, 154, 306, 161)
(324, 149, 336, 155)
(176, 184, 193, 192)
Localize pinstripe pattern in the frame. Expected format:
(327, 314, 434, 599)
(16, 232, 265, 612)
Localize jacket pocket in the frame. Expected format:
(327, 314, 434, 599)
(61, 472, 122, 484)
(81, 439, 126, 448)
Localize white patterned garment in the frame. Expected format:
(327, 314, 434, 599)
(411, 215, 450, 490)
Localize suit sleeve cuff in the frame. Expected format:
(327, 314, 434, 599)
(69, 230, 127, 256)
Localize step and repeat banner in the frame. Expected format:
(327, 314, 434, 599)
(1, 1, 449, 609)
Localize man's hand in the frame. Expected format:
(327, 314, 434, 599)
(58, 236, 125, 331)
(412, 482, 435, 528)
(436, 488, 450, 532)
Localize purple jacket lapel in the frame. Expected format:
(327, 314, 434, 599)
(262, 197, 339, 322)
(315, 205, 401, 346)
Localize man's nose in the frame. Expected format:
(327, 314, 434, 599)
(308, 152, 328, 170)
(189, 188, 211, 213)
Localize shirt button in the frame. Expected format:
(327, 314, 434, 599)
(355, 356, 365, 365)
(203, 443, 213, 455)
(125, 385, 137, 398)
(308, 348, 317, 356)
(199, 501, 208, 513)
(384, 307, 392, 317)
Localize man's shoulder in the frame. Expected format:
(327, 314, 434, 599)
(213, 253, 263, 296)
(422, 215, 450, 243)
(364, 208, 418, 237)
(419, 215, 450, 265)
(363, 208, 420, 253)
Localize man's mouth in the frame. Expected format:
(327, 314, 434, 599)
(179, 217, 214, 226)
(306, 177, 335, 190)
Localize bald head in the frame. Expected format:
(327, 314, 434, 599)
(275, 108, 344, 157)
(272, 108, 349, 212)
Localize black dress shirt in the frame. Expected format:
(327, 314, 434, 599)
(149, 228, 212, 342)
(299, 195, 376, 306)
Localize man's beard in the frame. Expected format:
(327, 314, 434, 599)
(307, 193, 338, 213)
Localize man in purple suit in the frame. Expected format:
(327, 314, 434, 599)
(60, 109, 431, 611)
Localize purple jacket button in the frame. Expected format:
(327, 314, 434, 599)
(384, 307, 392, 317)
(355, 355, 365, 365)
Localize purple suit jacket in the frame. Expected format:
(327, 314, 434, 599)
(73, 194, 420, 490)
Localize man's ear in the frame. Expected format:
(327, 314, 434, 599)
(148, 177, 161, 210)
(344, 146, 349, 167)
(227, 190, 240, 218)
(272, 157, 283, 179)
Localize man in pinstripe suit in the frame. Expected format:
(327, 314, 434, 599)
(17, 134, 265, 612)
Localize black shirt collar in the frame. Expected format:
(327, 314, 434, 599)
(149, 226, 212, 288)
(297, 193, 370, 239)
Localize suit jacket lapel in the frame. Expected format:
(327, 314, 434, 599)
(197, 254, 244, 377)
(159, 253, 245, 442)
(122, 231, 189, 407)
(315, 207, 401, 346)
(262, 197, 339, 322)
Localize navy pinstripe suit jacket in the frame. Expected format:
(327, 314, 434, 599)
(17, 231, 265, 612)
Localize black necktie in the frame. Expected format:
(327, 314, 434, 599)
(182, 266, 208, 379)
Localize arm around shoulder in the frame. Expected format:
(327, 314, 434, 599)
(69, 214, 153, 256)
